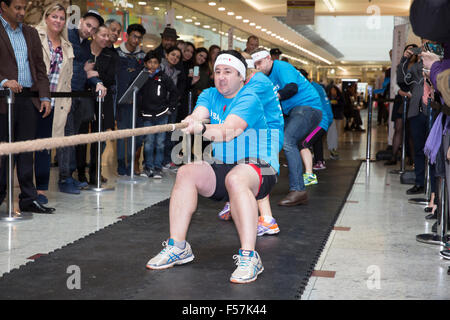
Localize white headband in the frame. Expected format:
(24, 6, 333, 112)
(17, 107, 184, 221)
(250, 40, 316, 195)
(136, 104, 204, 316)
(214, 54, 246, 81)
(246, 59, 255, 69)
(251, 50, 270, 62)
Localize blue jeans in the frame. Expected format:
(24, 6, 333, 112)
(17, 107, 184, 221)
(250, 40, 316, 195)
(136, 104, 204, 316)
(163, 109, 178, 165)
(35, 108, 54, 190)
(142, 115, 169, 170)
(283, 106, 322, 191)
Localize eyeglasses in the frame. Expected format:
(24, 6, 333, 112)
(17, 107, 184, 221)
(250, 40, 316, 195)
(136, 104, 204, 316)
(130, 34, 143, 41)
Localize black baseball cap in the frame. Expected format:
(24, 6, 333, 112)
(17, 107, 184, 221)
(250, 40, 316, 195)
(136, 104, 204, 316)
(270, 48, 282, 55)
(83, 10, 104, 26)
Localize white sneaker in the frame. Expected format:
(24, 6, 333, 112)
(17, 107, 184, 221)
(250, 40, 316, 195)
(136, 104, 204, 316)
(146, 239, 194, 270)
(230, 249, 264, 284)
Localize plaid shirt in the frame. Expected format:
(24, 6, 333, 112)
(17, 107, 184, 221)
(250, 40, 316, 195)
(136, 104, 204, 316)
(48, 39, 63, 107)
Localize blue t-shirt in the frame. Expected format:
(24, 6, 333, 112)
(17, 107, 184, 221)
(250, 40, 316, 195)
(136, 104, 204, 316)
(195, 87, 280, 173)
(311, 82, 334, 131)
(239, 72, 284, 151)
(268, 60, 322, 115)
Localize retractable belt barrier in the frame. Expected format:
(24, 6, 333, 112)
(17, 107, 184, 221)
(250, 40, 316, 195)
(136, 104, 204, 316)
(0, 88, 206, 221)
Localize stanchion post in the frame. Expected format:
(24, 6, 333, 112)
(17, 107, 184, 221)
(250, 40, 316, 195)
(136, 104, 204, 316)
(88, 90, 114, 192)
(365, 86, 373, 177)
(416, 176, 447, 245)
(96, 90, 103, 189)
(130, 87, 138, 180)
(188, 90, 193, 115)
(0, 88, 32, 221)
(438, 177, 449, 245)
(400, 96, 408, 173)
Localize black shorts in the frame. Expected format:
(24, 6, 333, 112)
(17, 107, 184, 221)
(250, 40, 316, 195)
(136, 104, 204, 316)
(300, 126, 326, 149)
(209, 159, 278, 202)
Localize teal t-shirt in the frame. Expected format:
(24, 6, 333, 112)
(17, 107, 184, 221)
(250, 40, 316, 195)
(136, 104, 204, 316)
(311, 82, 334, 131)
(241, 72, 284, 151)
(268, 60, 322, 115)
(195, 87, 280, 173)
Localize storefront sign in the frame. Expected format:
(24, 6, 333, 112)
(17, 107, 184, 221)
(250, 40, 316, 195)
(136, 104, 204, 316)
(286, 0, 315, 26)
(228, 27, 234, 50)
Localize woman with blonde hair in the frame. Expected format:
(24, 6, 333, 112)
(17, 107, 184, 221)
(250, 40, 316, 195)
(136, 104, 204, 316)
(34, 3, 78, 203)
(217, 51, 285, 236)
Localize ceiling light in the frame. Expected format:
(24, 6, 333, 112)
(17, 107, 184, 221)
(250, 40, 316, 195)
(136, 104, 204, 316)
(208, 1, 216, 6)
(185, 19, 192, 22)
(212, 28, 217, 31)
(256, 25, 261, 29)
(194, 22, 201, 25)
(266, 31, 272, 34)
(243, 19, 249, 23)
(249, 22, 255, 26)
(227, 12, 234, 16)
(203, 25, 210, 28)
(154, 7, 160, 10)
(261, 28, 266, 32)
(176, 15, 183, 19)
(236, 16, 242, 20)
(218, 7, 226, 11)
(323, 0, 336, 12)
(138, 1, 146, 5)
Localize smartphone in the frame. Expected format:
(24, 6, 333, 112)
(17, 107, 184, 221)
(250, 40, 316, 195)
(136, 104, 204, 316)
(193, 66, 199, 77)
(411, 47, 422, 55)
(188, 68, 194, 76)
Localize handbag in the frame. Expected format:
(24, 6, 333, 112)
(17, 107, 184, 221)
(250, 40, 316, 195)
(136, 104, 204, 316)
(73, 96, 95, 123)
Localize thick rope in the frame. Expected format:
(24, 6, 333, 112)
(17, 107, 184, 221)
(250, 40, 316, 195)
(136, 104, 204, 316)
(0, 122, 191, 156)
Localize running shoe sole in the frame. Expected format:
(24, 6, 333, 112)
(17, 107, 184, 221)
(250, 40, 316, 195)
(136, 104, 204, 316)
(230, 267, 264, 284)
(146, 254, 195, 270)
(258, 227, 280, 236)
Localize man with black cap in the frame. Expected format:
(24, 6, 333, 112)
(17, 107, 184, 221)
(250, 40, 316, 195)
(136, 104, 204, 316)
(154, 25, 179, 61)
(270, 48, 282, 61)
(61, 9, 107, 194)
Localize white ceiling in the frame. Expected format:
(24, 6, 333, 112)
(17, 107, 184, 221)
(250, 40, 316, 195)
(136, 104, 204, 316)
(312, 15, 394, 62)
(178, 0, 411, 66)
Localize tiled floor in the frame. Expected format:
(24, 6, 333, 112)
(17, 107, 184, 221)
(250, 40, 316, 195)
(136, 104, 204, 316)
(302, 114, 450, 300)
(1, 110, 450, 299)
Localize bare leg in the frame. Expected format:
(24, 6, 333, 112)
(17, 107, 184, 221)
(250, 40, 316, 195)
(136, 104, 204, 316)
(169, 162, 216, 242)
(300, 148, 313, 174)
(226, 164, 260, 251)
(257, 195, 272, 218)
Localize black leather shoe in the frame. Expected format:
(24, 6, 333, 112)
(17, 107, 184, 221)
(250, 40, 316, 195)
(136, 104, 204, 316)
(432, 221, 437, 233)
(20, 201, 56, 214)
(425, 212, 437, 220)
(440, 249, 450, 260)
(406, 185, 424, 195)
(384, 160, 397, 166)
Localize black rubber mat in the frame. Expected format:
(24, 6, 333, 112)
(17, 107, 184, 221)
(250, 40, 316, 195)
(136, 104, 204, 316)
(0, 160, 361, 300)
